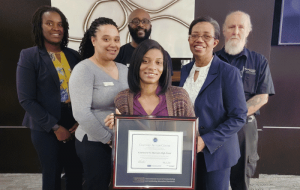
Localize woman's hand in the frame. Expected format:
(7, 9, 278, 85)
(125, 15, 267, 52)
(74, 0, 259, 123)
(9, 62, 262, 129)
(197, 136, 205, 153)
(104, 113, 115, 129)
(104, 109, 121, 130)
(54, 125, 72, 142)
(69, 122, 79, 134)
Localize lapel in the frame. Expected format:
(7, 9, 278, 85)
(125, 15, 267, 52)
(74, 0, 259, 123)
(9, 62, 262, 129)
(180, 61, 194, 87)
(198, 56, 220, 95)
(63, 48, 77, 69)
(39, 47, 60, 89)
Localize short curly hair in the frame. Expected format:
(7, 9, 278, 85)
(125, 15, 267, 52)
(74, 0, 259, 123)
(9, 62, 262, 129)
(79, 17, 118, 60)
(31, 5, 69, 49)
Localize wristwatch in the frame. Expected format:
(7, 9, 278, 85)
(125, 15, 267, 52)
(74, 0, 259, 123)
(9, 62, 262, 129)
(52, 124, 60, 131)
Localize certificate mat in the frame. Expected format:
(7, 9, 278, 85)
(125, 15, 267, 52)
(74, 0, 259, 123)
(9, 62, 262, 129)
(127, 130, 183, 174)
(113, 115, 197, 189)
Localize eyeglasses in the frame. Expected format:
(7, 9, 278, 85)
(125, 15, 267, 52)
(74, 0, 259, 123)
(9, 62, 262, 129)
(130, 18, 151, 26)
(189, 34, 215, 42)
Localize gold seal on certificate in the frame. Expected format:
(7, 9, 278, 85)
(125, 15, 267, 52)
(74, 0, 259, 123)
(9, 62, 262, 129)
(127, 130, 183, 174)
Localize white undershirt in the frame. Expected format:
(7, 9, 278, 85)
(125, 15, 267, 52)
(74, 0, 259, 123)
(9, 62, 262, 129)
(183, 57, 213, 105)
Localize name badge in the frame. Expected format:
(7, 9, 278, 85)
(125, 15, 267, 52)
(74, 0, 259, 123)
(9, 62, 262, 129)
(103, 82, 114, 86)
(244, 68, 256, 75)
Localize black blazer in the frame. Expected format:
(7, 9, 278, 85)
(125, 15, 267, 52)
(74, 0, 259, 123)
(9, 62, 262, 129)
(17, 46, 80, 132)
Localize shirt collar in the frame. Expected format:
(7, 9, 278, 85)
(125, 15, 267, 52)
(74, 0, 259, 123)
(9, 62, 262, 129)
(193, 56, 213, 71)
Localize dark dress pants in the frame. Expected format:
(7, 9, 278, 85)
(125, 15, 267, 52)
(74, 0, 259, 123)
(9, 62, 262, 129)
(31, 130, 83, 190)
(75, 135, 112, 190)
(196, 152, 230, 190)
(230, 117, 259, 190)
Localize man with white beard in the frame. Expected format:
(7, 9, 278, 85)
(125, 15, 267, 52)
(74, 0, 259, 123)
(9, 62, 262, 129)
(216, 11, 275, 190)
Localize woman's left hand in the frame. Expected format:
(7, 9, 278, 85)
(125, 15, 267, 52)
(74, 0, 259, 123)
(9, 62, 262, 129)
(69, 122, 79, 134)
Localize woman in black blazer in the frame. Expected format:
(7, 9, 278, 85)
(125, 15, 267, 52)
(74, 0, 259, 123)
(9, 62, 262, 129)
(16, 6, 82, 190)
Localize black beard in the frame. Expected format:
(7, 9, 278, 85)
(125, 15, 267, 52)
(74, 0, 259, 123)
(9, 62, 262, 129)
(128, 25, 152, 44)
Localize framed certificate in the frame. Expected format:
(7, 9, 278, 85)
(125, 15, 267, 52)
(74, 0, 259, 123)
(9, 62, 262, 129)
(112, 115, 198, 189)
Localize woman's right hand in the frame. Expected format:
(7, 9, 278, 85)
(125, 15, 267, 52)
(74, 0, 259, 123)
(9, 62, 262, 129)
(197, 136, 205, 153)
(104, 109, 121, 130)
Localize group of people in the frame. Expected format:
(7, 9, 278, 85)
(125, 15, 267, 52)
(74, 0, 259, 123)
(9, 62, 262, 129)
(16, 5, 274, 190)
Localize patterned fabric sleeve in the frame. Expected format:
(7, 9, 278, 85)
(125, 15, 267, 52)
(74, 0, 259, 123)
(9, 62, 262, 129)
(180, 88, 195, 117)
(114, 89, 130, 115)
(169, 86, 195, 117)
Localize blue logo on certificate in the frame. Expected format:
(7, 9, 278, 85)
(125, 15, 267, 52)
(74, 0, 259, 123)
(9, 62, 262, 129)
(153, 138, 158, 142)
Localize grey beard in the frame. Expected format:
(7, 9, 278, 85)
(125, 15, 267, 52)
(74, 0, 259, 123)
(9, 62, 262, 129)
(224, 39, 246, 55)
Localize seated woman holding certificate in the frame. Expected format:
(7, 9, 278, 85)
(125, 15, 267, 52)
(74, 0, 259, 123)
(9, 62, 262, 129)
(105, 39, 194, 127)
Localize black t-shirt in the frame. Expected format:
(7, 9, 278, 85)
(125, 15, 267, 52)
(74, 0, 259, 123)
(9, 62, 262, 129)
(115, 43, 134, 67)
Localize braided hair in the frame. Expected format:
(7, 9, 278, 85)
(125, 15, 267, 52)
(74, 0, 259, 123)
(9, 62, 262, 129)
(79, 17, 118, 60)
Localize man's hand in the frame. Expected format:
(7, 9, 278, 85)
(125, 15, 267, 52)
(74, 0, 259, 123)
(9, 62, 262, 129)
(69, 122, 79, 134)
(54, 125, 72, 141)
(197, 136, 205, 153)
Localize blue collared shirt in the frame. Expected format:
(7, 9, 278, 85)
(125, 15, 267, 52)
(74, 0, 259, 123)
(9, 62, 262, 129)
(216, 47, 275, 104)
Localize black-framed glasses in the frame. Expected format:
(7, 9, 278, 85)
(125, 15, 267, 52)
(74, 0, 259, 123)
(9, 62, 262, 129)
(130, 18, 151, 26)
(189, 34, 215, 42)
